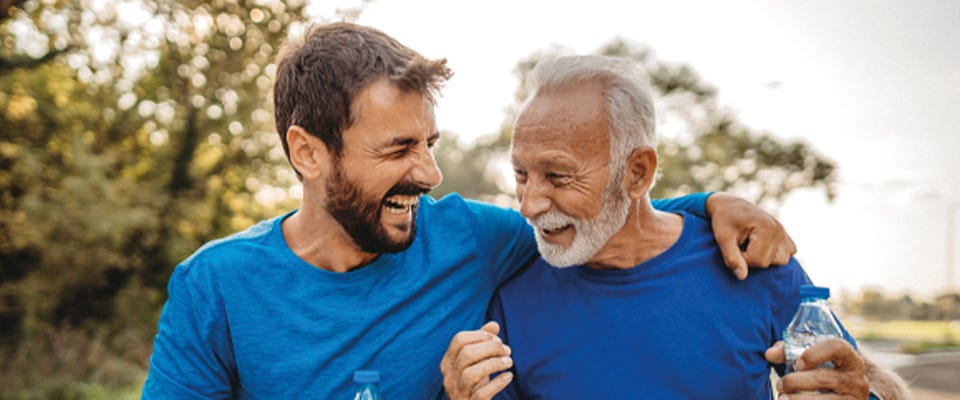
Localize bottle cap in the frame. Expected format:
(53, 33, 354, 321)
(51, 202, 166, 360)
(353, 370, 380, 384)
(799, 285, 830, 299)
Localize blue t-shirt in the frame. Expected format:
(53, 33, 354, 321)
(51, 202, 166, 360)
(489, 212, 855, 400)
(142, 193, 709, 399)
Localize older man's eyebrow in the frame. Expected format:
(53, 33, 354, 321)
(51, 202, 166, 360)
(539, 156, 579, 171)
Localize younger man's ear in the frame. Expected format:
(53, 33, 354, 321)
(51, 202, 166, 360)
(286, 125, 330, 180)
(624, 146, 658, 199)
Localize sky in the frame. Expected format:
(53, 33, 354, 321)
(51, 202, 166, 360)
(316, 0, 960, 300)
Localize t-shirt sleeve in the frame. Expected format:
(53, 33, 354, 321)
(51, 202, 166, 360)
(651, 192, 711, 219)
(466, 199, 538, 287)
(142, 266, 234, 399)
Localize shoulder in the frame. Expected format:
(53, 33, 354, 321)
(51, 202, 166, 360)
(419, 193, 528, 243)
(678, 211, 713, 238)
(420, 193, 521, 221)
(176, 214, 285, 282)
(496, 259, 561, 297)
(671, 211, 808, 291)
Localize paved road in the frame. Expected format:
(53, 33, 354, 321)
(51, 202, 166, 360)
(863, 344, 960, 399)
(895, 352, 960, 398)
(911, 388, 960, 400)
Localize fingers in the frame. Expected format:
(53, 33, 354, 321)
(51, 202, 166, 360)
(441, 322, 513, 399)
(442, 322, 502, 372)
(780, 367, 868, 399)
(742, 215, 799, 268)
(472, 372, 513, 400)
(716, 225, 749, 280)
(708, 191, 796, 276)
(743, 226, 781, 268)
(480, 321, 500, 335)
(778, 234, 798, 263)
(460, 356, 513, 393)
(767, 231, 796, 266)
(798, 338, 864, 373)
(779, 339, 869, 399)
(765, 341, 786, 364)
(776, 389, 853, 400)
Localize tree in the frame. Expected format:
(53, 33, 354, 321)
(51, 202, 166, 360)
(434, 38, 837, 211)
(0, 0, 367, 397)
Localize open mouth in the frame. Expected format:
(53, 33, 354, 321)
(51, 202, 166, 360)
(383, 195, 419, 215)
(540, 224, 573, 237)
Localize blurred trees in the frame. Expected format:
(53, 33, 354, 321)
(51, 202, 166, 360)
(434, 39, 838, 210)
(847, 290, 960, 321)
(0, 0, 358, 397)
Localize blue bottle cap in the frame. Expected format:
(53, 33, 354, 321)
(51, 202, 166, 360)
(799, 285, 830, 299)
(353, 370, 380, 384)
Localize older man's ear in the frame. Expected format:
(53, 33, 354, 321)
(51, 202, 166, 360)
(624, 146, 658, 199)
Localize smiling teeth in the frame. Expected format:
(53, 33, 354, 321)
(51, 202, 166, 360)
(384, 195, 419, 215)
(541, 225, 569, 235)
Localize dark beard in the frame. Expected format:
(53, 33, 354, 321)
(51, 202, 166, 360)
(325, 168, 428, 254)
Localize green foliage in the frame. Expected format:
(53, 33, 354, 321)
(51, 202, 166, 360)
(845, 290, 960, 321)
(0, 0, 374, 396)
(435, 38, 838, 210)
(845, 319, 960, 354)
(900, 339, 960, 355)
(432, 126, 514, 204)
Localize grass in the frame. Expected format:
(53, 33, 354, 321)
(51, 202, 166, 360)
(63, 381, 143, 400)
(846, 319, 960, 354)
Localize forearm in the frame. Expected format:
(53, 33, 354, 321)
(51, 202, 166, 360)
(863, 354, 913, 400)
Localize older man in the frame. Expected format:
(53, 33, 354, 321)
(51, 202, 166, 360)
(142, 23, 800, 399)
(441, 55, 910, 399)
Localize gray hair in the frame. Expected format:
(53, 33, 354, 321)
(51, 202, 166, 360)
(520, 55, 657, 183)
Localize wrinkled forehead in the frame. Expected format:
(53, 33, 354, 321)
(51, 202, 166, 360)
(512, 83, 610, 162)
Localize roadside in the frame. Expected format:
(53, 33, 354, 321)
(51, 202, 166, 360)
(862, 342, 960, 399)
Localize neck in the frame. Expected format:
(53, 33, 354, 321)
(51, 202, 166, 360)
(585, 198, 684, 270)
(282, 194, 379, 273)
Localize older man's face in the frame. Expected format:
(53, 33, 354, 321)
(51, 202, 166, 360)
(511, 81, 631, 267)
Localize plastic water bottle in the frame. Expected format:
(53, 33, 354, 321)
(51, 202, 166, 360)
(783, 285, 843, 374)
(353, 370, 382, 400)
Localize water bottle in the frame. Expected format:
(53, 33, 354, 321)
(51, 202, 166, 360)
(353, 370, 382, 400)
(783, 285, 843, 374)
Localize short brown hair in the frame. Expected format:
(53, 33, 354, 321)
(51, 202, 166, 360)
(273, 22, 453, 174)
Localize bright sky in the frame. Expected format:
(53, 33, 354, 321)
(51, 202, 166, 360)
(318, 0, 960, 300)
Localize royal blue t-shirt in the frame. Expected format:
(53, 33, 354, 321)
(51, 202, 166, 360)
(489, 212, 855, 400)
(142, 193, 710, 399)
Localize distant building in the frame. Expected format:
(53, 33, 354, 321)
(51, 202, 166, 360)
(935, 293, 960, 320)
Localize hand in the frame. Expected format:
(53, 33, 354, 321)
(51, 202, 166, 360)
(765, 339, 870, 399)
(706, 192, 797, 280)
(440, 321, 514, 400)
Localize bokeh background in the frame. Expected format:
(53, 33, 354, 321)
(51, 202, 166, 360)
(1, 0, 958, 398)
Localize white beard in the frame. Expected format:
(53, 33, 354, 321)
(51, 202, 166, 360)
(528, 184, 632, 268)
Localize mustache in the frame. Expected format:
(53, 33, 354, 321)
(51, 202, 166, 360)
(383, 179, 431, 199)
(529, 210, 578, 230)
